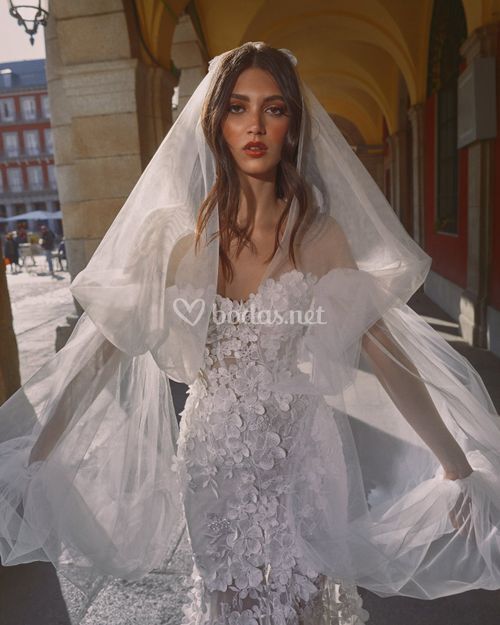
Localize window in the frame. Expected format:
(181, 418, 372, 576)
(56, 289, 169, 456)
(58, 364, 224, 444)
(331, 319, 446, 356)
(43, 128, 53, 153)
(0, 98, 15, 122)
(436, 86, 459, 233)
(0, 69, 13, 88)
(21, 96, 37, 120)
(27, 166, 44, 190)
(7, 168, 23, 192)
(3, 132, 19, 158)
(14, 203, 25, 216)
(0, 173, 3, 193)
(41, 94, 50, 118)
(24, 130, 40, 156)
(47, 164, 57, 189)
(0, 205, 6, 219)
(427, 0, 467, 234)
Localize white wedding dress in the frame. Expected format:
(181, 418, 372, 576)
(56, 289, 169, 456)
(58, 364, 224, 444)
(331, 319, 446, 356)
(3, 46, 500, 617)
(175, 269, 369, 625)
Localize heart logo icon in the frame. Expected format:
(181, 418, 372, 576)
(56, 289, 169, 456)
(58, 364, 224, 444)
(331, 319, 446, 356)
(173, 297, 205, 326)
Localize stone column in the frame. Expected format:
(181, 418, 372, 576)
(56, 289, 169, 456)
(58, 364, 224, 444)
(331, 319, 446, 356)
(47, 199, 57, 234)
(47, 2, 177, 282)
(0, 245, 20, 402)
(5, 203, 15, 231)
(136, 64, 177, 167)
(386, 133, 401, 218)
(407, 104, 425, 247)
(458, 23, 498, 348)
(45, 2, 176, 348)
(357, 147, 384, 191)
(171, 13, 207, 121)
(24, 202, 36, 234)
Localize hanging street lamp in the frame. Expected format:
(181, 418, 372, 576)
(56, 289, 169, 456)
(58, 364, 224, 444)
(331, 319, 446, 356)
(8, 1, 49, 46)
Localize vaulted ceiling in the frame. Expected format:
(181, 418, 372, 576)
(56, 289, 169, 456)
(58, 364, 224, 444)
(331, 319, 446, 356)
(135, 0, 498, 144)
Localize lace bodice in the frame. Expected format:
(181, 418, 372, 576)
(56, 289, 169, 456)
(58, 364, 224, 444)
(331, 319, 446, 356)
(196, 269, 318, 401)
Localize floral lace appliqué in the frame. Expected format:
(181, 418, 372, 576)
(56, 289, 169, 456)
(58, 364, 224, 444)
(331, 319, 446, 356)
(175, 270, 369, 625)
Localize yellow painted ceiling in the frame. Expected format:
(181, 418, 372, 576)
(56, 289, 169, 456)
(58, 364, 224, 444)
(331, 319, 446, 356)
(191, 0, 428, 141)
(143, 0, 496, 143)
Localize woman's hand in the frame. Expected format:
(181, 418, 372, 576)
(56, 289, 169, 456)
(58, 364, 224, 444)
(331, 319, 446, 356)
(443, 461, 474, 532)
(443, 463, 473, 481)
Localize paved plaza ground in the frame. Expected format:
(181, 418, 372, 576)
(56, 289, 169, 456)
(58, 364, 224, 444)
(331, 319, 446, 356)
(1, 260, 500, 624)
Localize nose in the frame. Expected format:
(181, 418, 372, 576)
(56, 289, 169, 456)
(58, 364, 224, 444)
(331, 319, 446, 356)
(247, 108, 266, 136)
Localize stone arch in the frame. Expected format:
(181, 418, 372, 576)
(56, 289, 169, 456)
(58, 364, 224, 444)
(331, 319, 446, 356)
(321, 91, 381, 144)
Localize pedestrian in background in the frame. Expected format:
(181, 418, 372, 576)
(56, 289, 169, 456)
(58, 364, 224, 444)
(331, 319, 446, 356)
(57, 238, 67, 271)
(39, 225, 55, 276)
(3, 232, 21, 274)
(16, 223, 28, 244)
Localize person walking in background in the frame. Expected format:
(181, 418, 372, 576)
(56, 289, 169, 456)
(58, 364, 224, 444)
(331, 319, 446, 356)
(16, 223, 28, 244)
(3, 232, 21, 274)
(39, 225, 55, 276)
(57, 238, 67, 271)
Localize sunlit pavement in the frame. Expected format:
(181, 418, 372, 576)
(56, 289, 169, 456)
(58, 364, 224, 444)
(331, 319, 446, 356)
(1, 273, 500, 624)
(5, 255, 75, 384)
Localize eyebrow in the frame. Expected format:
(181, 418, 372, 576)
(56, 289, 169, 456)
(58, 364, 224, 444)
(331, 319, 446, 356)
(230, 93, 285, 103)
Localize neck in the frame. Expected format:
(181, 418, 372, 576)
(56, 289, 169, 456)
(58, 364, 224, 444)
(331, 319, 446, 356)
(236, 167, 284, 230)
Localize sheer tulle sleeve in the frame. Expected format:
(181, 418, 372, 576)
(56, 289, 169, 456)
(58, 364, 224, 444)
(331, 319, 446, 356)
(270, 216, 500, 598)
(0, 313, 184, 595)
(348, 305, 500, 597)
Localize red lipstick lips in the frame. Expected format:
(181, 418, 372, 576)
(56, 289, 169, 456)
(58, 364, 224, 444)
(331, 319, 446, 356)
(243, 141, 268, 157)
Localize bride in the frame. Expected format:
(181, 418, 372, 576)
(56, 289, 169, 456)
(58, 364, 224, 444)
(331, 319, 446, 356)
(1, 42, 500, 625)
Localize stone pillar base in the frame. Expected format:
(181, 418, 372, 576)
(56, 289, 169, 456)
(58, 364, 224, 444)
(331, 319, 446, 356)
(459, 289, 488, 347)
(55, 314, 79, 352)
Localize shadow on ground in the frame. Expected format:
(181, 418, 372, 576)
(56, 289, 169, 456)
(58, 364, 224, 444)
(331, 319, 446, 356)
(360, 588, 500, 625)
(0, 562, 71, 625)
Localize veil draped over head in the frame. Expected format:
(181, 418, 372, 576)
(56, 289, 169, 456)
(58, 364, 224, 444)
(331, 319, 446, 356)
(1, 42, 500, 605)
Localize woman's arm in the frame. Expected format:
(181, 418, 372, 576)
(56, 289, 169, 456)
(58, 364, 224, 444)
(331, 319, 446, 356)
(361, 319, 473, 480)
(165, 232, 194, 288)
(28, 337, 118, 465)
(308, 216, 472, 480)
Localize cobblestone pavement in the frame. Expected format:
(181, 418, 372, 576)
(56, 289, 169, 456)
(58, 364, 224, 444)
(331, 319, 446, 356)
(5, 256, 75, 383)
(1, 272, 500, 624)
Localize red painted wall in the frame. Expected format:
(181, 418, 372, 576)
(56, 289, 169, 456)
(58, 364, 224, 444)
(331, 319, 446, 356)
(488, 30, 500, 311)
(491, 134, 500, 310)
(423, 93, 468, 288)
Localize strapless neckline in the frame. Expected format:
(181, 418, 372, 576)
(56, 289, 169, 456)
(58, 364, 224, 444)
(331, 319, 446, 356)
(215, 269, 309, 306)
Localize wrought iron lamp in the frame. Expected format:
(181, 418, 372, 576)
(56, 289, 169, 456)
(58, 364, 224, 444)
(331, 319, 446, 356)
(8, 1, 49, 46)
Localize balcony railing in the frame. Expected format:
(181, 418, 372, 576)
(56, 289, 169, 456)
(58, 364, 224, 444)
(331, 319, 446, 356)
(0, 113, 51, 125)
(0, 185, 58, 200)
(0, 149, 54, 163)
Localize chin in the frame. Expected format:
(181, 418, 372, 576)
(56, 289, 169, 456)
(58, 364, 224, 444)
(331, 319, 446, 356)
(236, 159, 280, 178)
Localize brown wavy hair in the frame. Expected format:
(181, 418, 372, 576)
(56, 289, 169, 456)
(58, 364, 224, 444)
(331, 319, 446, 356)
(195, 42, 314, 283)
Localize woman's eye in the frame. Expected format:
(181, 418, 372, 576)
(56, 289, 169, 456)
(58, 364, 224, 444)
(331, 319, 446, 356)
(267, 106, 287, 116)
(228, 103, 244, 113)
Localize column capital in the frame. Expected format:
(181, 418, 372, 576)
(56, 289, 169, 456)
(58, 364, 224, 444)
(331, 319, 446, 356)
(460, 22, 500, 62)
(407, 102, 425, 122)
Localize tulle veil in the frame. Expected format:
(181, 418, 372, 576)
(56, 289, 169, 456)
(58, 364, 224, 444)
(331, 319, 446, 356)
(1, 43, 500, 610)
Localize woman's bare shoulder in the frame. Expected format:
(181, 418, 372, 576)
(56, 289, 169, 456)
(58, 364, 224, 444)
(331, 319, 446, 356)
(305, 213, 358, 270)
(166, 231, 195, 287)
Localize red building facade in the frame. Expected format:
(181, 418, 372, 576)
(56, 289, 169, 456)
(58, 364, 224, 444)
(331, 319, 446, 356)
(0, 59, 61, 236)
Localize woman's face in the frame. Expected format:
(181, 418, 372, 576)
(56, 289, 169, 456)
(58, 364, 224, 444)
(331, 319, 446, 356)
(221, 67, 290, 180)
